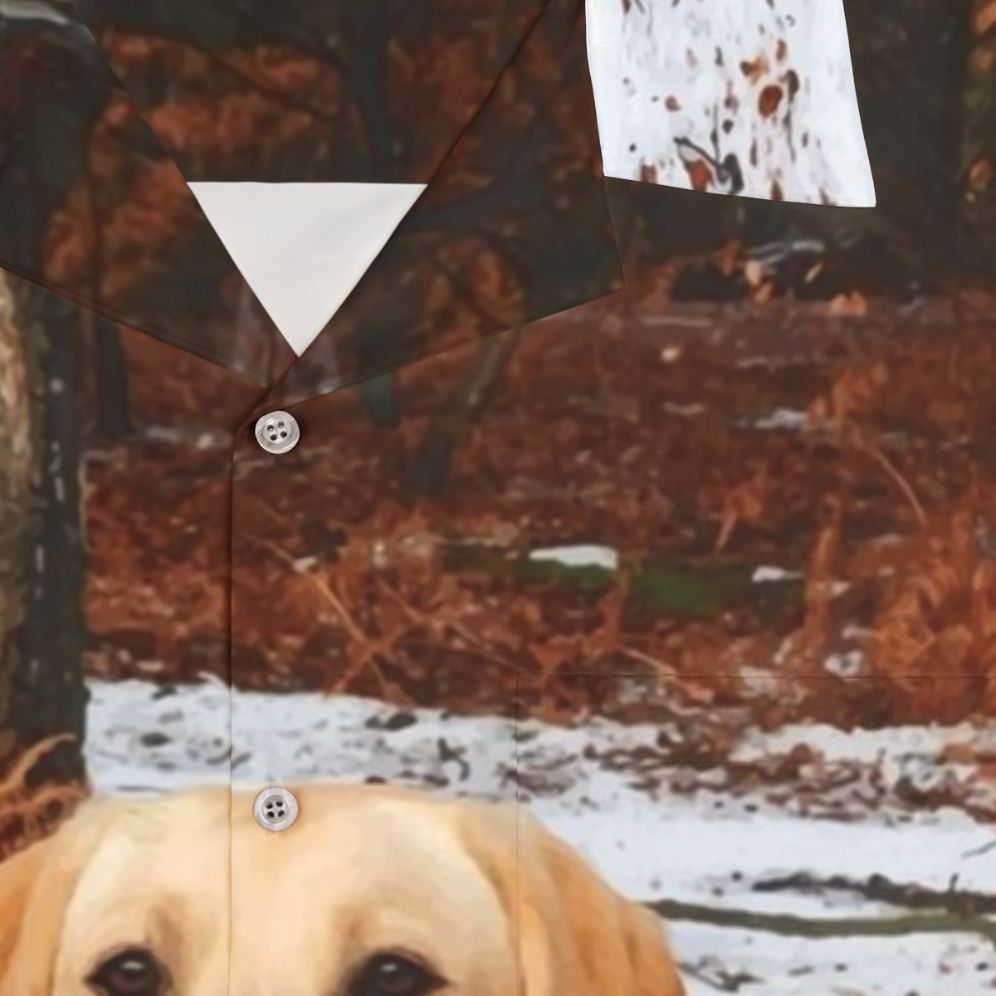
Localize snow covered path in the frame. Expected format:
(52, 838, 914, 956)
(86, 679, 996, 995)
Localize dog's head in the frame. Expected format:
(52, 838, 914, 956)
(0, 785, 684, 996)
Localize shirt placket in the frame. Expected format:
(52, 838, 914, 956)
(222, 1, 622, 985)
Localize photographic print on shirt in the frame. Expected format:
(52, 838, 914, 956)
(1, 1, 995, 994)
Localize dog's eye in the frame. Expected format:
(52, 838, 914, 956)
(350, 953, 442, 996)
(87, 947, 167, 996)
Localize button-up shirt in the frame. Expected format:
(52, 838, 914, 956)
(1, 1, 993, 994)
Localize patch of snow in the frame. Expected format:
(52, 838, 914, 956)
(823, 649, 865, 677)
(527, 544, 619, 571)
(746, 717, 996, 770)
(675, 928, 990, 996)
(751, 408, 809, 431)
(752, 565, 804, 584)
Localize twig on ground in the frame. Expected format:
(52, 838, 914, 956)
(753, 870, 996, 915)
(646, 897, 996, 947)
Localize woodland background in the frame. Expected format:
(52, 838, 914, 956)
(0, 5, 995, 987)
(0, 0, 993, 826)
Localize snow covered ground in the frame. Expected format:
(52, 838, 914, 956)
(86, 678, 996, 995)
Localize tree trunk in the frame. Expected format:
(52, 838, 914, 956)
(0, 273, 87, 804)
(94, 327, 133, 441)
(0, 274, 37, 774)
(960, 0, 996, 266)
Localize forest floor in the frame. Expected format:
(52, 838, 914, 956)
(82, 290, 996, 727)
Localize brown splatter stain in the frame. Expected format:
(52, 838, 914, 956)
(665, 95, 681, 111)
(770, 180, 784, 200)
(740, 56, 767, 84)
(684, 158, 712, 192)
(640, 161, 659, 184)
(759, 84, 783, 117)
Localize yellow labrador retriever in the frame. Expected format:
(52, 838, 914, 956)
(0, 785, 685, 996)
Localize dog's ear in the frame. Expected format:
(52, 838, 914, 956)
(0, 801, 109, 996)
(458, 804, 685, 996)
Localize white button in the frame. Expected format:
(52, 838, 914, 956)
(255, 411, 300, 454)
(252, 787, 299, 831)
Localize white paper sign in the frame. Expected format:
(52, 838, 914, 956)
(586, 0, 876, 206)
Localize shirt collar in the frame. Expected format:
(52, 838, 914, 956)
(0, 0, 620, 406)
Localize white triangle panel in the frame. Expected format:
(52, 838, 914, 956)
(190, 182, 425, 355)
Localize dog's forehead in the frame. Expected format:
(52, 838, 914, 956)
(227, 790, 516, 986)
(57, 789, 511, 934)
(68, 787, 512, 909)
(244, 789, 518, 953)
(65, 797, 226, 904)
(235, 788, 504, 882)
(51, 796, 230, 982)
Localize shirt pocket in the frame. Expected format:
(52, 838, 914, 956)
(586, 0, 876, 206)
(512, 672, 996, 995)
